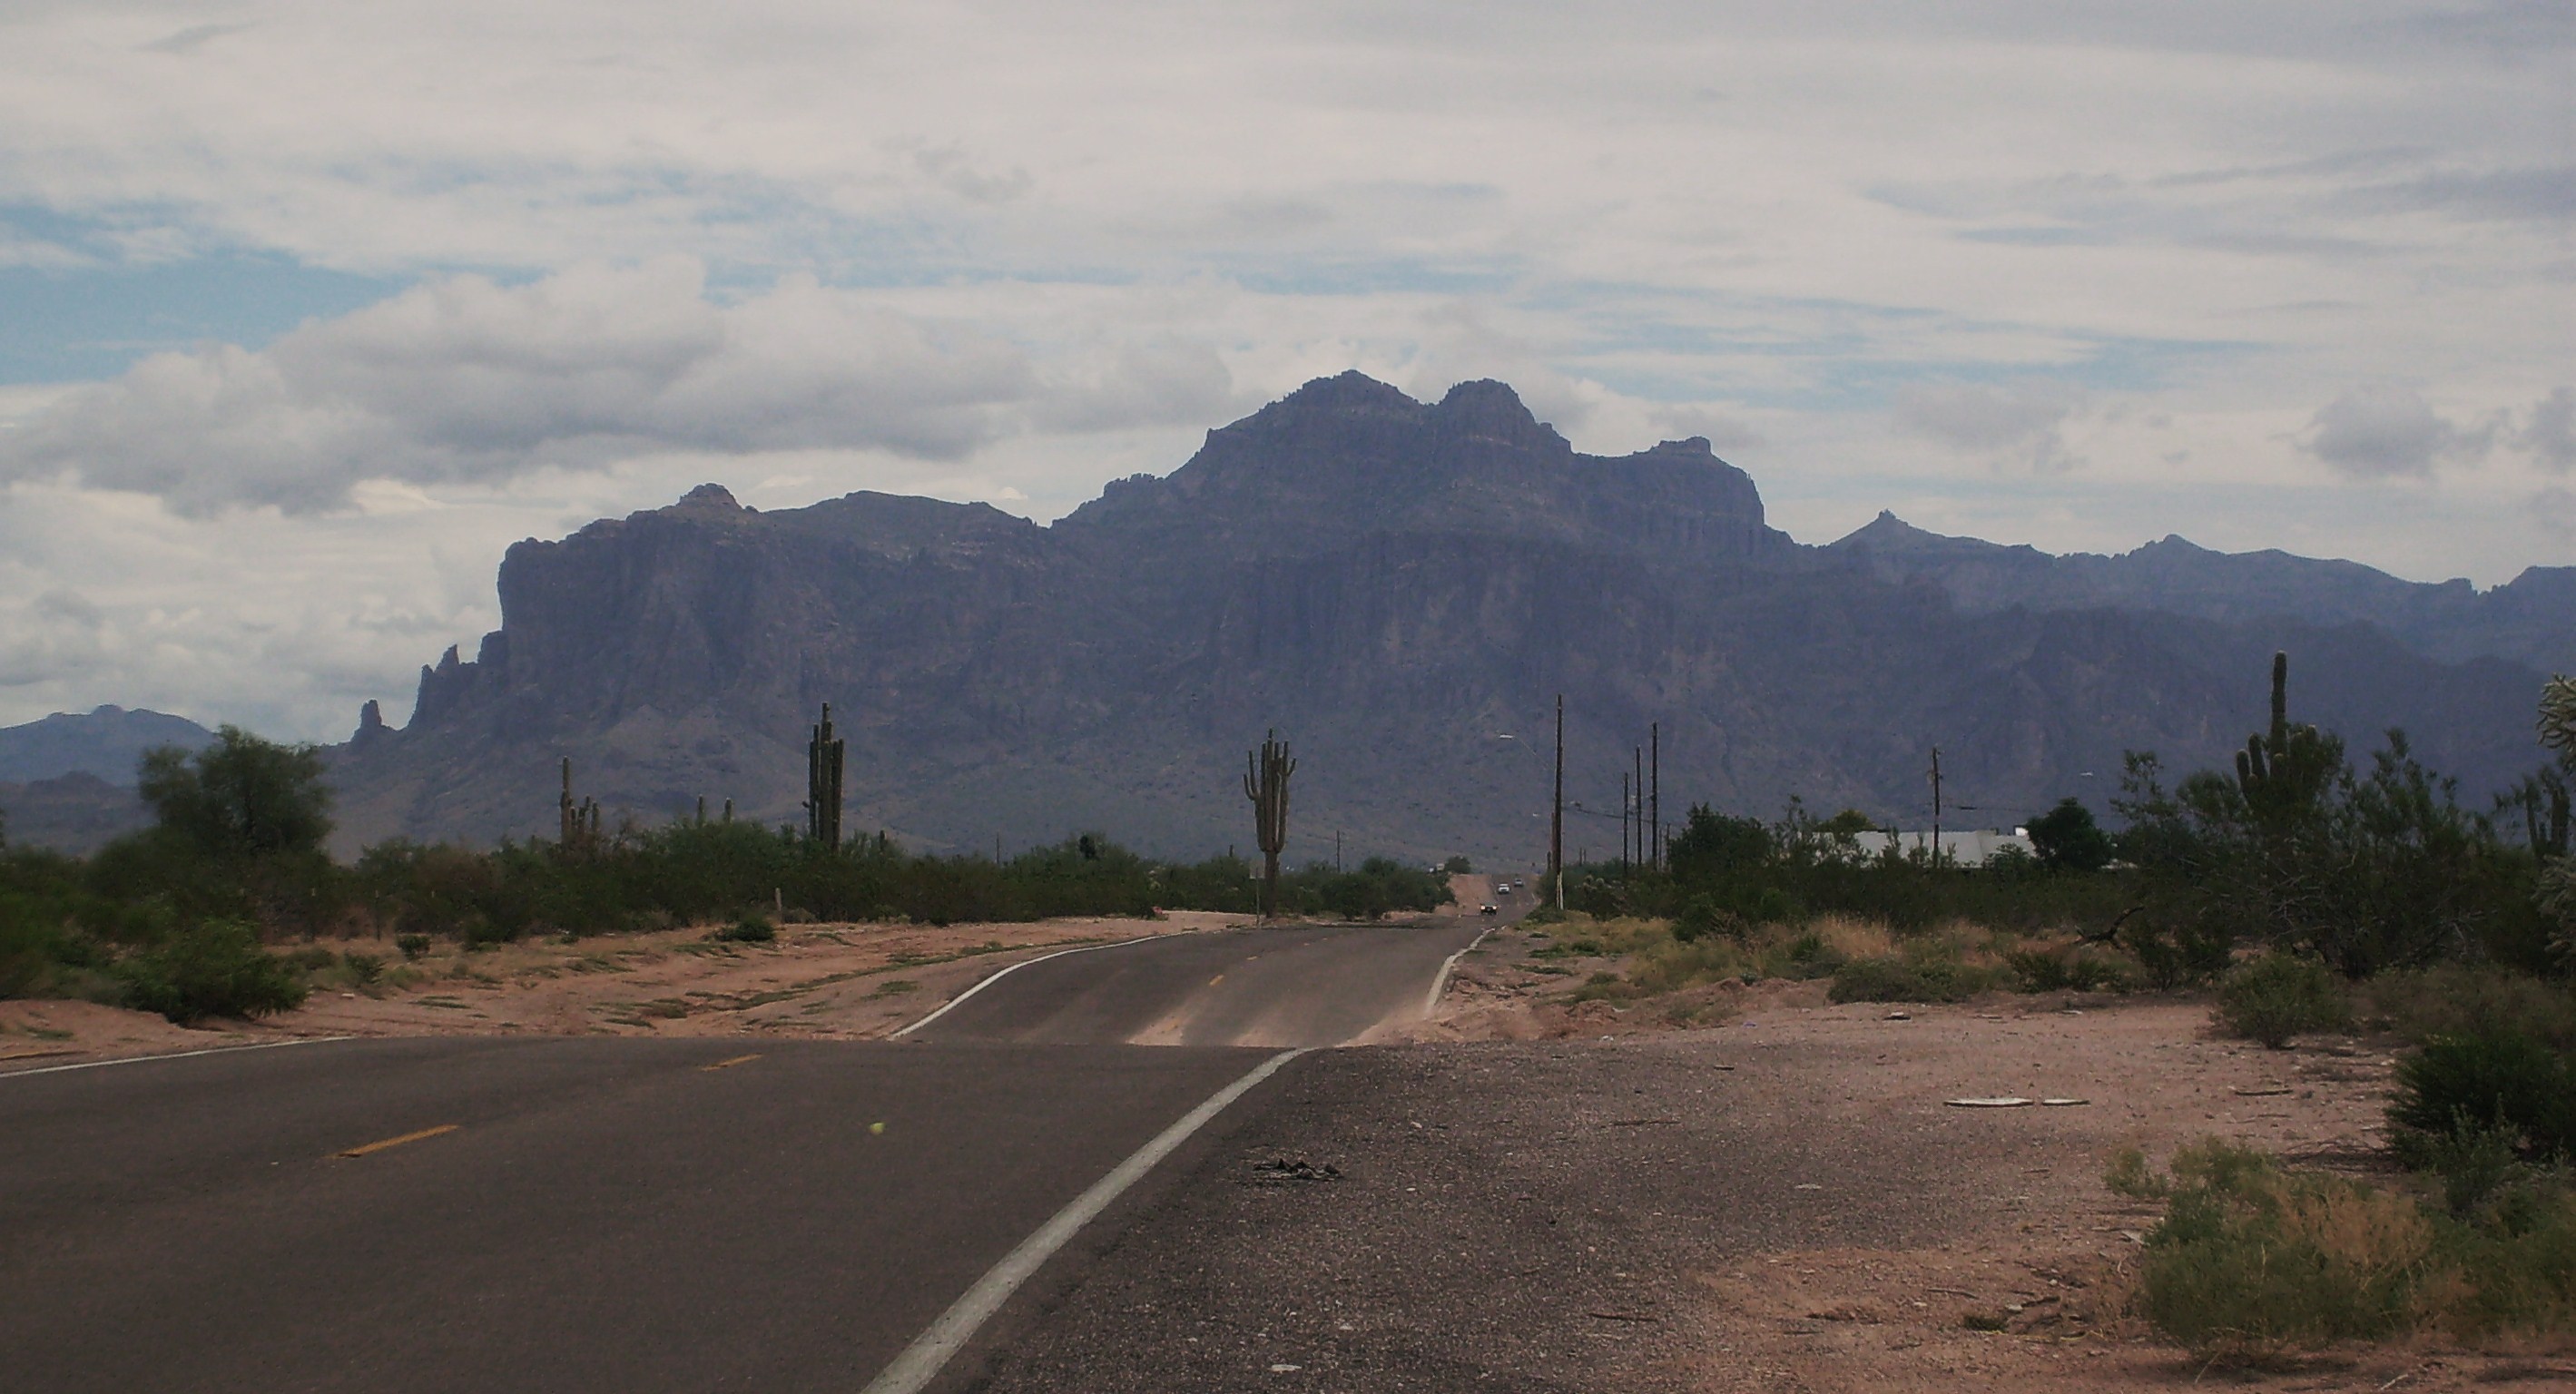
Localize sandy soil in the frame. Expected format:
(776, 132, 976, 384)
(1401, 925, 2576, 1390)
(0, 912, 1237, 1067)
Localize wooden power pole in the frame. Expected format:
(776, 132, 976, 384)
(1549, 694, 1565, 910)
(1928, 745, 1943, 864)
(1650, 722, 1660, 870)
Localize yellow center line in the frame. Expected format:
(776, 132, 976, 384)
(1207, 974, 1224, 987)
(703, 1053, 763, 1072)
(334, 1124, 459, 1159)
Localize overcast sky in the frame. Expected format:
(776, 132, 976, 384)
(1, 1, 2570, 741)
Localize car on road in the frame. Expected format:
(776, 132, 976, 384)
(1479, 903, 1498, 915)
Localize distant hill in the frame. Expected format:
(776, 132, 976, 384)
(0, 705, 214, 786)
(1829, 512, 2574, 674)
(321, 373, 2567, 867)
(0, 773, 152, 856)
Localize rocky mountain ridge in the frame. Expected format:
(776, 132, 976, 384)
(309, 373, 2564, 867)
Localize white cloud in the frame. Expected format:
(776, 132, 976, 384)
(0, 260, 1241, 514)
(2302, 385, 2493, 480)
(1892, 380, 2085, 473)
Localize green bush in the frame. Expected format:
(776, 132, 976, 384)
(2122, 1138, 2576, 1355)
(1827, 952, 1991, 1004)
(2216, 953, 2352, 1048)
(395, 933, 431, 961)
(2367, 966, 2576, 1052)
(2388, 1032, 2576, 1162)
(2133, 1141, 2424, 1356)
(712, 914, 775, 943)
(113, 919, 309, 1025)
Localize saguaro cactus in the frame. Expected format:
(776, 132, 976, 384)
(1244, 730, 1295, 918)
(2234, 651, 2335, 826)
(557, 757, 602, 853)
(807, 702, 846, 850)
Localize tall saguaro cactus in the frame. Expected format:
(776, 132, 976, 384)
(1244, 730, 1295, 918)
(807, 703, 846, 850)
(558, 757, 599, 851)
(2233, 651, 2336, 828)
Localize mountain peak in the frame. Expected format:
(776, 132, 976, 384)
(1432, 378, 1553, 447)
(675, 483, 742, 511)
(1270, 370, 1418, 417)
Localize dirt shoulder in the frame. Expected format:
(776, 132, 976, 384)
(0, 912, 1240, 1068)
(980, 996, 2567, 1392)
(1358, 926, 2572, 1389)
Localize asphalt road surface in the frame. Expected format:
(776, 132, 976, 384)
(3, 923, 1490, 1393)
(907, 922, 1490, 1047)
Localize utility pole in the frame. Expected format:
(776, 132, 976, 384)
(1620, 771, 1631, 878)
(1650, 722, 1660, 870)
(1929, 745, 1943, 865)
(1633, 744, 1645, 872)
(1549, 694, 1565, 910)
(1335, 828, 1342, 873)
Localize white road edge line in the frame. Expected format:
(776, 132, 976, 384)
(1422, 928, 1494, 1016)
(859, 1046, 1312, 1394)
(0, 1035, 353, 1080)
(891, 933, 1188, 1038)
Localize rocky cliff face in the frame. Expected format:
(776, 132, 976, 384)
(323, 374, 2564, 865)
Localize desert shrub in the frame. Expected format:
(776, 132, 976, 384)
(2134, 1141, 2431, 1356)
(394, 933, 431, 961)
(286, 945, 336, 971)
(712, 914, 775, 944)
(2120, 911, 2233, 991)
(2366, 966, 2576, 1053)
(2395, 1119, 2534, 1218)
(114, 918, 309, 1024)
(2388, 1031, 2576, 1162)
(342, 952, 384, 987)
(2003, 945, 2133, 994)
(2217, 953, 2352, 1048)
(1671, 895, 1745, 944)
(1827, 948, 1994, 1004)
(1622, 935, 1753, 996)
(2122, 1139, 2576, 1354)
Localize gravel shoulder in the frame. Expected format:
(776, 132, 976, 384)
(965, 983, 2571, 1393)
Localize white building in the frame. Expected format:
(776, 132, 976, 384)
(1843, 828, 2036, 867)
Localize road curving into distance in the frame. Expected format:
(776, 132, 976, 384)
(902, 921, 1490, 1047)
(3, 914, 1502, 1393)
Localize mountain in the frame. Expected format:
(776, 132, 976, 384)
(323, 374, 2565, 866)
(1831, 512, 2574, 674)
(0, 705, 215, 786)
(0, 773, 152, 856)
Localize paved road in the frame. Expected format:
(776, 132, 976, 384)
(2, 922, 1490, 1393)
(908, 922, 1489, 1047)
(0, 1036, 1277, 1393)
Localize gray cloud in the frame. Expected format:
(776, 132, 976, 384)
(1892, 381, 2084, 474)
(2518, 388, 2575, 474)
(0, 260, 1236, 515)
(137, 23, 255, 56)
(2303, 385, 2494, 479)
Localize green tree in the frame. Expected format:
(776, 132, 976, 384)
(137, 726, 333, 863)
(2539, 675, 2575, 966)
(1667, 804, 1772, 883)
(2027, 798, 2114, 873)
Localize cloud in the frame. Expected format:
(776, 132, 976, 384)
(2518, 388, 2575, 475)
(2302, 385, 2493, 480)
(2534, 486, 2576, 540)
(136, 23, 255, 56)
(1891, 380, 2084, 474)
(0, 260, 1237, 515)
